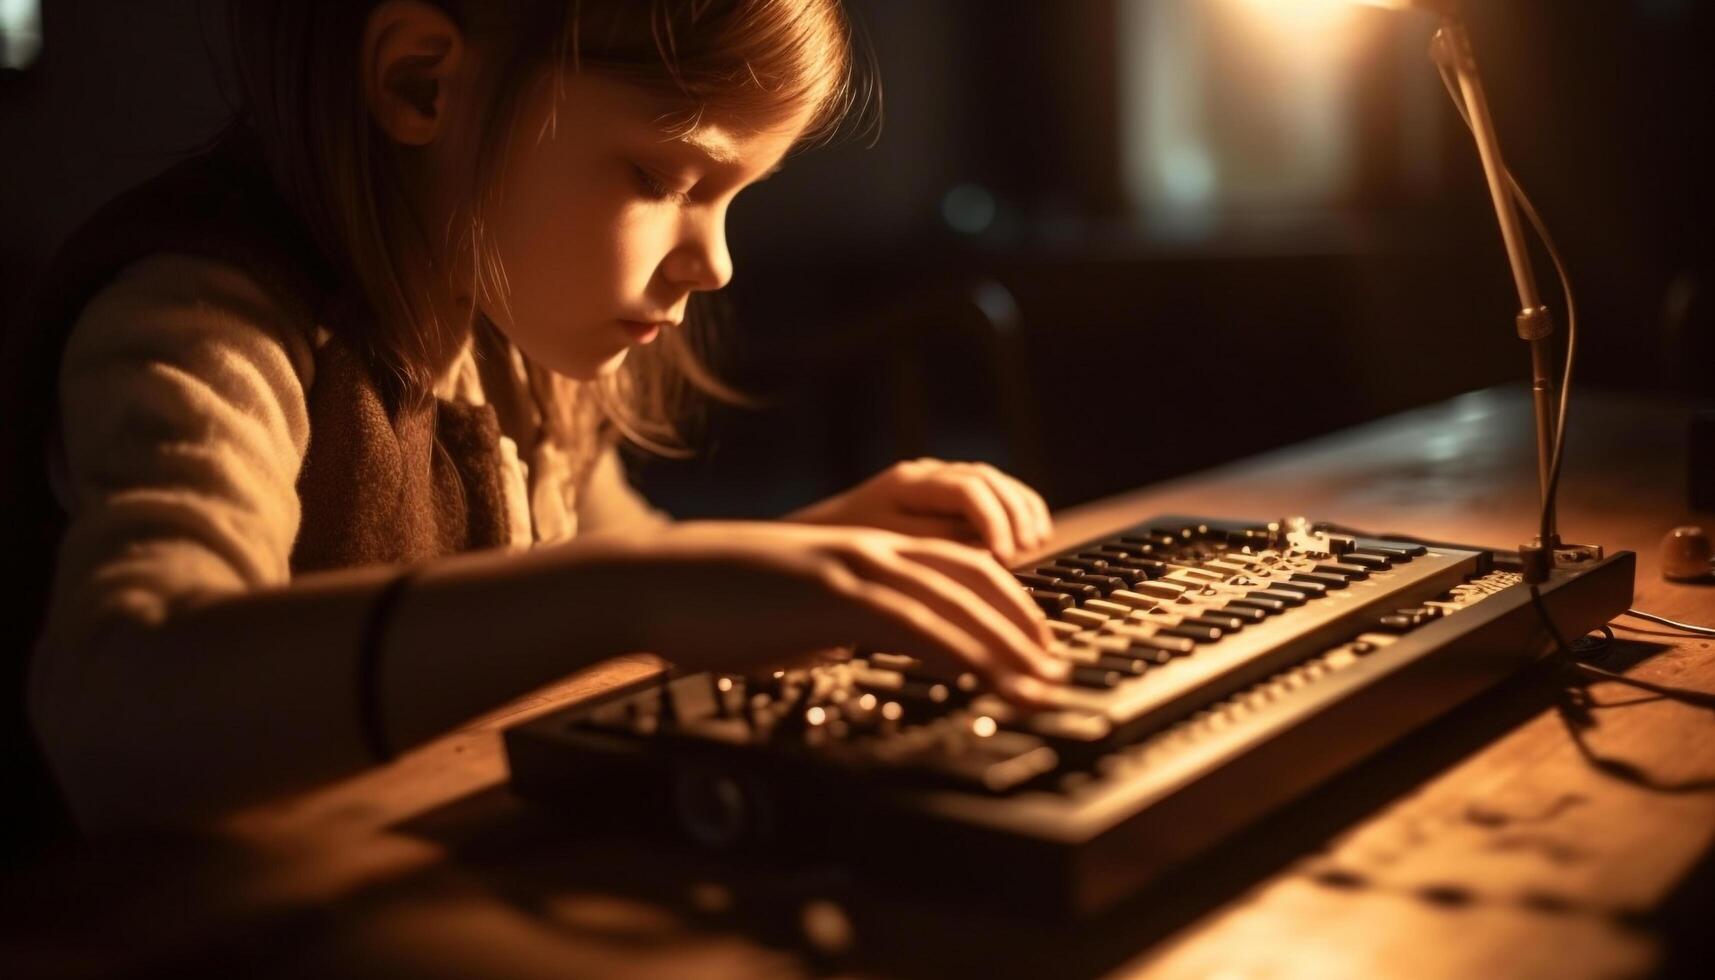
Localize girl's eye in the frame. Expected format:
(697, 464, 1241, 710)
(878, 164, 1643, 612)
(633, 165, 691, 205)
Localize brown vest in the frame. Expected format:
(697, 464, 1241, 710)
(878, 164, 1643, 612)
(14, 132, 513, 580)
(2, 130, 511, 843)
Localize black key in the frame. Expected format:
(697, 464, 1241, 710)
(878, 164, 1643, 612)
(1248, 588, 1307, 607)
(1083, 574, 1130, 594)
(1369, 542, 1427, 558)
(1037, 564, 1092, 582)
(1340, 552, 1392, 571)
(1268, 580, 1327, 597)
(1184, 613, 1245, 633)
(1095, 551, 1159, 572)
(1103, 557, 1161, 578)
(1018, 574, 1101, 601)
(1094, 654, 1149, 676)
(1042, 566, 1127, 594)
(1227, 595, 1287, 614)
(1027, 589, 1073, 614)
(1222, 527, 1273, 549)
(1122, 645, 1176, 665)
(1076, 556, 1147, 585)
(1071, 667, 1123, 689)
(1121, 632, 1197, 657)
(1160, 623, 1223, 643)
(1149, 526, 1200, 544)
(1213, 603, 1268, 623)
(1123, 533, 1179, 550)
(1058, 556, 1112, 574)
(1378, 613, 1416, 632)
(1290, 572, 1349, 590)
(1314, 561, 1370, 581)
(1125, 558, 1173, 577)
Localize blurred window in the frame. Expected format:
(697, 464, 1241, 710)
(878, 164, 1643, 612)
(0, 0, 42, 71)
(1119, 0, 1442, 241)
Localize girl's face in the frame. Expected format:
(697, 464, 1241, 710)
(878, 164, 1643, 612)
(468, 73, 810, 380)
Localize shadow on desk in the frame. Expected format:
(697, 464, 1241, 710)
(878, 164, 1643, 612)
(380, 638, 1685, 980)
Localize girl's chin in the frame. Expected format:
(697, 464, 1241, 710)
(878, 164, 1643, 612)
(594, 348, 630, 377)
(562, 347, 629, 381)
(499, 331, 628, 382)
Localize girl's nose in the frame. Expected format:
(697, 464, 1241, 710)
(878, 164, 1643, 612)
(663, 215, 733, 293)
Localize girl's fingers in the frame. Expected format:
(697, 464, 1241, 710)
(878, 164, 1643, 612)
(817, 571, 995, 679)
(1020, 480, 1053, 548)
(968, 463, 1046, 553)
(833, 541, 1064, 682)
(901, 538, 1054, 649)
(863, 511, 982, 544)
(993, 673, 1078, 710)
(899, 469, 1017, 561)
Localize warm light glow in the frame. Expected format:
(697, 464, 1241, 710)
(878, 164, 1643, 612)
(1232, 0, 1357, 30)
(1120, 0, 1441, 238)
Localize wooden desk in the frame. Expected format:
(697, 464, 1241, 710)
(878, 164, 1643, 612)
(5, 387, 1712, 979)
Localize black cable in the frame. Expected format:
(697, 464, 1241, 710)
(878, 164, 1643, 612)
(1525, 592, 1715, 708)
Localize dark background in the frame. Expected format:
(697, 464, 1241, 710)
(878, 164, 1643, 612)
(2, 0, 1710, 517)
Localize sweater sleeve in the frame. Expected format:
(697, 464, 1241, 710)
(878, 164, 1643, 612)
(37, 253, 317, 658)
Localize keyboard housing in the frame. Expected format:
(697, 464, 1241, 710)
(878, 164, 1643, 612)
(505, 516, 1636, 914)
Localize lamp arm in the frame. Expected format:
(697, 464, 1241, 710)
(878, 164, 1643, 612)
(1432, 15, 1562, 556)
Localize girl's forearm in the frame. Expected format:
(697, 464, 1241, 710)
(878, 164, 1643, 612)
(30, 536, 650, 831)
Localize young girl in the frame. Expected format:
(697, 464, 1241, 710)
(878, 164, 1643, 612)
(13, 0, 1066, 833)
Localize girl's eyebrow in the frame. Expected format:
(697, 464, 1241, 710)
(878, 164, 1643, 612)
(677, 129, 740, 166)
(675, 128, 784, 179)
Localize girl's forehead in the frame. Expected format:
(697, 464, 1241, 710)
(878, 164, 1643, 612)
(652, 104, 814, 168)
(565, 73, 805, 138)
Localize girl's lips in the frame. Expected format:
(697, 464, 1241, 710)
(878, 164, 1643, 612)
(617, 320, 668, 343)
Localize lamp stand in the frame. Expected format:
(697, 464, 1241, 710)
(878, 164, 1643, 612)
(1430, 15, 1603, 582)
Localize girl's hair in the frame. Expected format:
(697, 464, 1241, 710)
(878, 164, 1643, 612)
(223, 0, 868, 468)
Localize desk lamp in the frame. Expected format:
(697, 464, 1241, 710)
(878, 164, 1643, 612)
(1268, 0, 1604, 582)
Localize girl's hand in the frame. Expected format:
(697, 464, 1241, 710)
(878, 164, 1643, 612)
(606, 521, 1067, 704)
(785, 459, 1053, 564)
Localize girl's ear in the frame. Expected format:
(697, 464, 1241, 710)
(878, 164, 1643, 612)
(362, 0, 467, 146)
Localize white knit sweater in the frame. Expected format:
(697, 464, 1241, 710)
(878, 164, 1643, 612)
(38, 253, 668, 659)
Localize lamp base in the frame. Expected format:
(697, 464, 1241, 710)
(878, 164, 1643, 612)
(1520, 539, 1606, 583)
